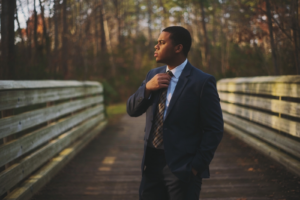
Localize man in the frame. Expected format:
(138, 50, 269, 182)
(127, 26, 223, 200)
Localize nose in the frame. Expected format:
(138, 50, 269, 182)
(154, 44, 159, 49)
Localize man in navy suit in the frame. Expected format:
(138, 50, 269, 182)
(127, 26, 223, 200)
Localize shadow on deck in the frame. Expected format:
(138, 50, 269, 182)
(31, 114, 300, 200)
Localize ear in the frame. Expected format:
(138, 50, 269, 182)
(174, 44, 183, 54)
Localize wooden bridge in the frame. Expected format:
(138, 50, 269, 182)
(1, 77, 300, 200)
(31, 114, 300, 200)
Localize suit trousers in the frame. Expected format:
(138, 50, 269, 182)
(139, 147, 202, 200)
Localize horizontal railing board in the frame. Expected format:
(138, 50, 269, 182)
(217, 82, 300, 98)
(224, 123, 300, 177)
(221, 102, 300, 138)
(0, 104, 104, 167)
(0, 114, 104, 196)
(0, 95, 103, 140)
(0, 86, 102, 111)
(0, 80, 101, 90)
(218, 75, 300, 84)
(219, 92, 300, 118)
(4, 120, 107, 200)
(223, 112, 300, 159)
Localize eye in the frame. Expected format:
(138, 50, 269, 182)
(157, 41, 164, 45)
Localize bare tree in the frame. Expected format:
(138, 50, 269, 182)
(99, 0, 106, 52)
(39, 0, 50, 54)
(33, 0, 38, 52)
(54, 0, 59, 51)
(135, 0, 140, 35)
(112, 0, 121, 44)
(15, 8, 24, 46)
(266, 0, 279, 75)
(94, 4, 99, 55)
(159, 0, 168, 28)
(62, 0, 68, 78)
(199, 0, 210, 68)
(1, 0, 16, 79)
(291, 0, 300, 74)
(147, 0, 153, 54)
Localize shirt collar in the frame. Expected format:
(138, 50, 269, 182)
(166, 59, 188, 78)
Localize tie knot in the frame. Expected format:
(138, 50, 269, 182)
(166, 70, 174, 77)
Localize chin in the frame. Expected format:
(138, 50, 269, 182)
(155, 58, 163, 63)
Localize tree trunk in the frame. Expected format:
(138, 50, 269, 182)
(93, 4, 99, 74)
(265, 0, 279, 75)
(99, 0, 107, 52)
(26, 19, 32, 60)
(159, 0, 168, 28)
(112, 0, 121, 44)
(211, 3, 216, 46)
(134, 0, 142, 69)
(62, 0, 68, 78)
(1, 0, 16, 79)
(33, 0, 38, 52)
(135, 0, 140, 35)
(54, 0, 59, 52)
(147, 0, 153, 54)
(17, 0, 27, 47)
(15, 9, 24, 46)
(292, 0, 300, 74)
(199, 0, 210, 68)
(101, 0, 116, 76)
(39, 0, 50, 55)
(94, 6, 99, 55)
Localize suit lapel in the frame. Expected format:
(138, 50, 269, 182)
(164, 62, 192, 121)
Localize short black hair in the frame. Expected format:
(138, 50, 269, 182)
(162, 26, 192, 57)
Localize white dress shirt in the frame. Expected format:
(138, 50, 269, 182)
(164, 59, 187, 119)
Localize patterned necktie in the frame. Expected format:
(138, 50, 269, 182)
(152, 70, 174, 148)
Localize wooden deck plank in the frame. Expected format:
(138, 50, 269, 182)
(30, 114, 300, 200)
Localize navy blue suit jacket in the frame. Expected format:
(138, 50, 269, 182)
(127, 62, 223, 182)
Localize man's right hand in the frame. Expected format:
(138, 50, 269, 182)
(144, 73, 171, 98)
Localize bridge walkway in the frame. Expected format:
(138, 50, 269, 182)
(31, 114, 300, 200)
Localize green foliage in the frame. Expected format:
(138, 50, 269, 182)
(106, 103, 127, 118)
(101, 80, 119, 105)
(228, 43, 267, 77)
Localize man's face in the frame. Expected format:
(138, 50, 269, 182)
(154, 31, 176, 64)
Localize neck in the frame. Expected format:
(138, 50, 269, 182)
(167, 55, 186, 70)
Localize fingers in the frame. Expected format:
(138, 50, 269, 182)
(146, 73, 172, 91)
(159, 80, 170, 85)
(156, 73, 172, 89)
(157, 73, 171, 82)
(157, 76, 170, 86)
(159, 83, 169, 88)
(157, 73, 172, 79)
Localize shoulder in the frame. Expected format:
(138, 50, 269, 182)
(150, 65, 166, 73)
(146, 65, 166, 79)
(188, 63, 215, 84)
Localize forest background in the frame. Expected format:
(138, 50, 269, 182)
(1, 0, 300, 104)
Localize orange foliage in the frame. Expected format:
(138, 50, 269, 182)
(20, 13, 45, 39)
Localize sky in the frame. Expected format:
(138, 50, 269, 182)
(16, 0, 52, 30)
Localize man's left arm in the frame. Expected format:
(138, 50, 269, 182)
(191, 76, 224, 174)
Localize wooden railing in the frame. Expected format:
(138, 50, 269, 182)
(217, 75, 300, 176)
(0, 81, 107, 200)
